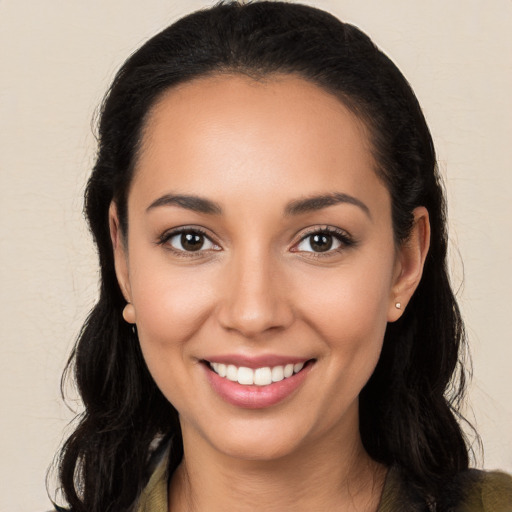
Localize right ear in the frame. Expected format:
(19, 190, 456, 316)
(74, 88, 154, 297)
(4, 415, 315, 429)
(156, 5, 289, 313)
(109, 202, 132, 305)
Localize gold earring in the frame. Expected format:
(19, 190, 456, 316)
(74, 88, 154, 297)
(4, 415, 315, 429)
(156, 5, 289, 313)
(122, 303, 136, 324)
(395, 302, 401, 310)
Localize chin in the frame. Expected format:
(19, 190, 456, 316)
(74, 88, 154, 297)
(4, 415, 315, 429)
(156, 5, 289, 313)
(181, 412, 316, 463)
(216, 434, 304, 462)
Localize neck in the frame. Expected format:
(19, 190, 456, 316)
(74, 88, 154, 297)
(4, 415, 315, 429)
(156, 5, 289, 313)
(169, 421, 386, 512)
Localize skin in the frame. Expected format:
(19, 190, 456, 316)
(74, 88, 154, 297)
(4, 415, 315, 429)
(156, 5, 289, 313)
(110, 74, 430, 511)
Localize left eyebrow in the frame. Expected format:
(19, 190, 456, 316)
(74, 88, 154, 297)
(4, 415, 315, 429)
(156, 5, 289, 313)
(284, 193, 371, 219)
(146, 193, 222, 215)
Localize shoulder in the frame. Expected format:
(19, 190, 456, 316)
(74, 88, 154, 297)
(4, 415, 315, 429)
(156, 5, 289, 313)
(457, 469, 512, 512)
(380, 467, 512, 512)
(48, 441, 174, 512)
(437, 468, 512, 511)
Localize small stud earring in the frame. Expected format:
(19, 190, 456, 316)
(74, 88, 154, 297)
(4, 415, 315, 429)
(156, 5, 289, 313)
(395, 302, 401, 310)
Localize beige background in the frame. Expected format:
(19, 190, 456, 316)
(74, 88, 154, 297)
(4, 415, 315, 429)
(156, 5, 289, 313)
(1, 1, 511, 510)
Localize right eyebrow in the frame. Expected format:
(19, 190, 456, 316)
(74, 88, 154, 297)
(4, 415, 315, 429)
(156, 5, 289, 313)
(146, 193, 223, 215)
(284, 192, 371, 219)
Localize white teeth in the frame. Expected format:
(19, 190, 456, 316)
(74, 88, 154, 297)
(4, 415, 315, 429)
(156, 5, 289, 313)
(271, 365, 284, 382)
(293, 362, 304, 373)
(209, 361, 308, 386)
(237, 367, 254, 385)
(226, 364, 238, 382)
(254, 367, 272, 386)
(217, 363, 227, 377)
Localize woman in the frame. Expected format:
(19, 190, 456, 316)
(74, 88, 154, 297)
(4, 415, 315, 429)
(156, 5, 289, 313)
(53, 1, 512, 511)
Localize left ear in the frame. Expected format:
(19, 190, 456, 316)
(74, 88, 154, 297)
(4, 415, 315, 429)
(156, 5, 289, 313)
(388, 206, 430, 322)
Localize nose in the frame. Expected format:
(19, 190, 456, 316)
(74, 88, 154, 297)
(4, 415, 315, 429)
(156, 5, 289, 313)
(216, 248, 294, 338)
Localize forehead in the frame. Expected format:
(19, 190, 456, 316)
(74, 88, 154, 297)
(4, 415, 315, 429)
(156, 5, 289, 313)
(141, 73, 373, 161)
(131, 73, 387, 215)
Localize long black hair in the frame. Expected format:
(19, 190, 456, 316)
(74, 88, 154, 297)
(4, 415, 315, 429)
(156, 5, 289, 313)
(54, 2, 472, 510)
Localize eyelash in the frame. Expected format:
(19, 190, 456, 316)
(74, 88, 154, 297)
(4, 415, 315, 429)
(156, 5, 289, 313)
(292, 226, 355, 258)
(157, 225, 355, 258)
(157, 226, 220, 258)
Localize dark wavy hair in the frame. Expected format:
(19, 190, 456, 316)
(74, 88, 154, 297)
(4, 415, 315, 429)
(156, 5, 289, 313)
(54, 1, 473, 510)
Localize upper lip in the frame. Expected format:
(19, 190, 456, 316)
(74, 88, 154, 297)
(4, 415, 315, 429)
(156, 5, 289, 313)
(201, 354, 313, 369)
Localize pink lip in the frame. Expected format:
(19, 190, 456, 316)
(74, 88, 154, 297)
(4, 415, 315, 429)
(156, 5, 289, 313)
(201, 354, 309, 369)
(203, 360, 314, 409)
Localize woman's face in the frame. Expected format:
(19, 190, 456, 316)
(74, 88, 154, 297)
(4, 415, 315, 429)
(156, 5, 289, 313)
(112, 74, 426, 462)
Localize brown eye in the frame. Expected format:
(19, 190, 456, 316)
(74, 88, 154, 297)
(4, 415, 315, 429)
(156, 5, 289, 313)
(295, 228, 351, 254)
(309, 233, 333, 252)
(167, 230, 217, 252)
(180, 232, 204, 251)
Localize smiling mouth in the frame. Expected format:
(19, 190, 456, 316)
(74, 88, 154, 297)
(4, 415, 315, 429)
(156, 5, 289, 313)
(204, 360, 314, 387)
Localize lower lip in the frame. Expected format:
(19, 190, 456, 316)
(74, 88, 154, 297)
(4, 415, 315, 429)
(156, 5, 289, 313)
(204, 363, 313, 409)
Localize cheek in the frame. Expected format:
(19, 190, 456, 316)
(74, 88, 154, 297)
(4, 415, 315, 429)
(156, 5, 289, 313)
(129, 259, 216, 354)
(298, 258, 393, 340)
(128, 263, 220, 410)
(295, 255, 394, 387)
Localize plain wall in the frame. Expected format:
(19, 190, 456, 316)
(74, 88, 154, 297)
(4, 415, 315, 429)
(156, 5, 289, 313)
(1, 1, 511, 510)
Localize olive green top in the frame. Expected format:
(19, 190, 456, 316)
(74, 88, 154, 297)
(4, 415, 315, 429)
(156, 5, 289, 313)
(378, 464, 512, 512)
(135, 451, 512, 512)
